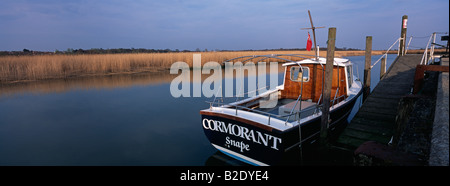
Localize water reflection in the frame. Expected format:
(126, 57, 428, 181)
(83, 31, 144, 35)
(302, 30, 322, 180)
(0, 72, 177, 97)
(204, 151, 250, 166)
(0, 63, 285, 98)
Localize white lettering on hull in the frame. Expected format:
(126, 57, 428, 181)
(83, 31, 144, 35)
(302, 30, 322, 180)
(202, 118, 282, 151)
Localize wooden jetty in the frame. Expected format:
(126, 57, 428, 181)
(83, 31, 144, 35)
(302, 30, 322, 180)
(335, 54, 424, 150)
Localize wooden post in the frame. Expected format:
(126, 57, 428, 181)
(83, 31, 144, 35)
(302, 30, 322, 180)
(380, 56, 386, 79)
(399, 15, 408, 56)
(363, 36, 372, 102)
(320, 27, 336, 143)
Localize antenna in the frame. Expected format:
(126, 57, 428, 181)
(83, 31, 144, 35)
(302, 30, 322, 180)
(301, 10, 325, 61)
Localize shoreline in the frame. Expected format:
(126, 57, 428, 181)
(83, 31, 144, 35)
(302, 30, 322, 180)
(0, 49, 445, 85)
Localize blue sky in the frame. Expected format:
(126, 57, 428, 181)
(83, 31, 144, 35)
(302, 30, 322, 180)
(0, 0, 448, 51)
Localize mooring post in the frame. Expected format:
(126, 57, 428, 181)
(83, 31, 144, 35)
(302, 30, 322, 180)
(399, 15, 408, 56)
(363, 36, 372, 102)
(380, 56, 387, 79)
(320, 27, 336, 145)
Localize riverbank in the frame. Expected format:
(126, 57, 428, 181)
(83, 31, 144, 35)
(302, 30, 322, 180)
(0, 49, 444, 84)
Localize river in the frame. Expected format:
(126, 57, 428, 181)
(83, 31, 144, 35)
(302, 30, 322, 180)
(0, 55, 396, 165)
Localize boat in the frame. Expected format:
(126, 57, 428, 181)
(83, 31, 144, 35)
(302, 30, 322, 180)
(201, 11, 362, 166)
(200, 55, 363, 166)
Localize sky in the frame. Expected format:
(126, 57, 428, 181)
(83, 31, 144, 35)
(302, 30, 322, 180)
(0, 0, 448, 51)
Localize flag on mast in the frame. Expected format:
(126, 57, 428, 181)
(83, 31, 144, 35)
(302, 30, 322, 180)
(306, 32, 312, 51)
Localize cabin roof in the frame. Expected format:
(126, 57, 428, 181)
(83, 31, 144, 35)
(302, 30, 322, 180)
(282, 57, 350, 67)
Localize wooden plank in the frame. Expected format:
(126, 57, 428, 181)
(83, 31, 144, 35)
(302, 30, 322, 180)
(371, 87, 411, 96)
(350, 117, 395, 130)
(368, 94, 404, 100)
(358, 106, 398, 116)
(339, 128, 391, 144)
(346, 124, 394, 137)
(347, 123, 393, 135)
(335, 135, 368, 149)
(362, 99, 399, 109)
(376, 81, 413, 88)
(356, 110, 396, 120)
(335, 54, 424, 151)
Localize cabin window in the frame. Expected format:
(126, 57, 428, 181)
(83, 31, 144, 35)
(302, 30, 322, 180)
(346, 65, 353, 88)
(290, 66, 309, 82)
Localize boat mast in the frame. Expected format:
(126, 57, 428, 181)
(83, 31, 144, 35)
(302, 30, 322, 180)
(301, 10, 325, 61)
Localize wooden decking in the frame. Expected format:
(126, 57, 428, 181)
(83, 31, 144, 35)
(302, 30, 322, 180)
(335, 54, 423, 150)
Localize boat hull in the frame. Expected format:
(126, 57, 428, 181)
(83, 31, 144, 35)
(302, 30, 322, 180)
(201, 113, 284, 166)
(201, 91, 361, 166)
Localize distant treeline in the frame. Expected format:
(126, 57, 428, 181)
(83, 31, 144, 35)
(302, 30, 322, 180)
(0, 47, 363, 56)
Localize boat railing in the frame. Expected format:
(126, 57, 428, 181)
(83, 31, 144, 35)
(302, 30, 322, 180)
(284, 94, 303, 123)
(331, 94, 346, 106)
(206, 92, 346, 127)
(209, 85, 271, 109)
(332, 87, 340, 105)
(234, 85, 271, 102)
(206, 99, 319, 126)
(223, 54, 317, 64)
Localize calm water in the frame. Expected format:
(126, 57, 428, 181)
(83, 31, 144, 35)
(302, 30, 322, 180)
(0, 55, 396, 166)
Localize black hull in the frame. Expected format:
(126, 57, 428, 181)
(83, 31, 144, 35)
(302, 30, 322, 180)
(201, 92, 361, 165)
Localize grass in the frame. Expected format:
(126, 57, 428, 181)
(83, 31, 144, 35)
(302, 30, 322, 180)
(0, 49, 439, 83)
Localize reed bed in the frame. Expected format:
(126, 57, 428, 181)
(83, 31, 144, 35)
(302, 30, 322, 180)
(0, 50, 392, 83)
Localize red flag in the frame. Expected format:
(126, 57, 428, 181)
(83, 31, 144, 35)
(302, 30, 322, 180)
(306, 32, 312, 51)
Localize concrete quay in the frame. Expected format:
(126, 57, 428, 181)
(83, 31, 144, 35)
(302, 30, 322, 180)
(428, 57, 449, 166)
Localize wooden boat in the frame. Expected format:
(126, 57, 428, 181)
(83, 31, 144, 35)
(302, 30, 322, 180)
(200, 56, 363, 165)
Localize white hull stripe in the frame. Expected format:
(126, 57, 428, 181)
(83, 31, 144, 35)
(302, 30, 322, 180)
(212, 144, 269, 166)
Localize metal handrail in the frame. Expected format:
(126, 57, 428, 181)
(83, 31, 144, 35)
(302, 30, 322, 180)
(331, 95, 346, 106)
(285, 94, 302, 124)
(224, 54, 317, 64)
(207, 93, 346, 126)
(206, 101, 305, 123)
(332, 87, 339, 105)
(405, 36, 413, 54)
(420, 33, 437, 65)
(210, 85, 271, 108)
(371, 37, 402, 69)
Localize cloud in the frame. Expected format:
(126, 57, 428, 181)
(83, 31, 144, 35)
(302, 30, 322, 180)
(0, 0, 448, 51)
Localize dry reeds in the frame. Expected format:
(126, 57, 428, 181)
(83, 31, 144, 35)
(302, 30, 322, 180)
(0, 50, 394, 83)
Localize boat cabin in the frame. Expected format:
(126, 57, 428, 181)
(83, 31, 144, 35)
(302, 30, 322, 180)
(281, 58, 353, 103)
(222, 57, 354, 122)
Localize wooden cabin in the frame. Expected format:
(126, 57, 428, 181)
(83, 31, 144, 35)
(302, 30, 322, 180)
(280, 58, 352, 104)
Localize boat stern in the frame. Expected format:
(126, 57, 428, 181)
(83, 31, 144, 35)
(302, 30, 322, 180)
(200, 109, 286, 166)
